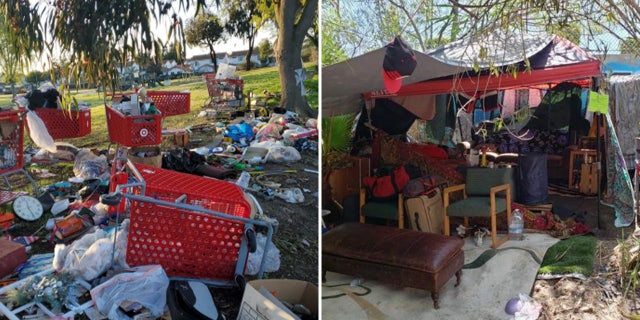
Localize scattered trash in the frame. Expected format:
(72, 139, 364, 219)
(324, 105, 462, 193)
(0, 87, 318, 320)
(51, 199, 70, 216)
(350, 277, 363, 287)
(246, 233, 280, 275)
(73, 149, 108, 180)
(17, 253, 55, 279)
(505, 293, 542, 320)
(90, 264, 169, 319)
(236, 171, 251, 189)
(275, 188, 305, 203)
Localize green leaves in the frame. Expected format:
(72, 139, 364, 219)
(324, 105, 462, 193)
(321, 114, 355, 156)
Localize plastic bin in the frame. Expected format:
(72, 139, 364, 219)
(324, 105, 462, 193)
(30, 108, 91, 139)
(105, 105, 162, 147)
(147, 91, 190, 117)
(0, 109, 24, 175)
(126, 163, 252, 281)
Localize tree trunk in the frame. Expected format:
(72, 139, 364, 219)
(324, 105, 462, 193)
(245, 41, 254, 71)
(208, 44, 218, 73)
(273, 0, 318, 118)
(245, 24, 256, 71)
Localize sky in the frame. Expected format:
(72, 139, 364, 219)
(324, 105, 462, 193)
(25, 1, 275, 72)
(169, 4, 276, 58)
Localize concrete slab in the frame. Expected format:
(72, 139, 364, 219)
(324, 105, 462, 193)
(321, 233, 559, 320)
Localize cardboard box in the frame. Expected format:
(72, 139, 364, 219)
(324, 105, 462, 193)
(237, 279, 318, 320)
(162, 129, 190, 147)
(127, 146, 162, 168)
(0, 238, 27, 278)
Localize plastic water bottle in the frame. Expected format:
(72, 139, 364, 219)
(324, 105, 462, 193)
(509, 209, 524, 241)
(193, 146, 223, 155)
(235, 171, 251, 189)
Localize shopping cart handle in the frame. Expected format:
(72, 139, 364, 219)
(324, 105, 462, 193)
(245, 229, 257, 253)
(100, 192, 123, 206)
(235, 274, 246, 291)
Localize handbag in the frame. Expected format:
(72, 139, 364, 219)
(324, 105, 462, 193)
(363, 165, 410, 200)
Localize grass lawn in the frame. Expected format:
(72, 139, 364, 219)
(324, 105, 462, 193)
(0, 64, 318, 150)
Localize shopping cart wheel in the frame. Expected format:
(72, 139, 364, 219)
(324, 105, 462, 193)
(100, 192, 123, 206)
(245, 228, 257, 253)
(235, 274, 246, 291)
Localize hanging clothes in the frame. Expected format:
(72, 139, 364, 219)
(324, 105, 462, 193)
(609, 75, 640, 169)
(602, 113, 635, 227)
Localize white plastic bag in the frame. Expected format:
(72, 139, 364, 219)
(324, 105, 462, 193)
(90, 265, 169, 319)
(266, 145, 301, 163)
(54, 222, 130, 281)
(275, 188, 305, 203)
(26, 110, 56, 153)
(73, 149, 109, 179)
(56, 228, 110, 280)
(246, 233, 280, 275)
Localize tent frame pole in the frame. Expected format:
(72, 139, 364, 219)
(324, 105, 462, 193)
(596, 112, 601, 230)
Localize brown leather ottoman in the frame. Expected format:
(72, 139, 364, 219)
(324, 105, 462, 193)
(322, 223, 464, 309)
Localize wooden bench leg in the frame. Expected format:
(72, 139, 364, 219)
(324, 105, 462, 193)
(431, 291, 440, 309)
(455, 269, 462, 287)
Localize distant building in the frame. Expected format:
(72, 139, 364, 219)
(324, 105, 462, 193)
(186, 49, 267, 74)
(162, 62, 192, 78)
(600, 54, 640, 75)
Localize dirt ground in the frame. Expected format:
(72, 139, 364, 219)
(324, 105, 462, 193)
(0, 122, 318, 319)
(530, 193, 638, 320)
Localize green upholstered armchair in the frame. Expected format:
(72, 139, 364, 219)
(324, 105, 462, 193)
(359, 188, 404, 229)
(443, 167, 513, 248)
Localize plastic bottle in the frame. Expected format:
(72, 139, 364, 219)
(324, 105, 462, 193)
(235, 171, 251, 189)
(509, 209, 524, 240)
(193, 147, 214, 156)
(480, 148, 487, 167)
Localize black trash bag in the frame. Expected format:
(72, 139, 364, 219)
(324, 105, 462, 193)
(162, 148, 206, 173)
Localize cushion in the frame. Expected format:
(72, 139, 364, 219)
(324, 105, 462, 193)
(465, 167, 513, 196)
(446, 197, 508, 217)
(362, 201, 399, 220)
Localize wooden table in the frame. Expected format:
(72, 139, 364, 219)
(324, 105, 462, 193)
(568, 149, 597, 190)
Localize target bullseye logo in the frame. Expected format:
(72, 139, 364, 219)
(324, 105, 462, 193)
(140, 128, 149, 137)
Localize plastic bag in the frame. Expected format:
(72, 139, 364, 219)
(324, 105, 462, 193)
(513, 294, 542, 320)
(54, 221, 130, 281)
(255, 123, 283, 142)
(246, 233, 280, 275)
(26, 110, 57, 153)
(224, 123, 255, 143)
(55, 229, 110, 279)
(266, 145, 301, 163)
(73, 149, 109, 179)
(90, 265, 170, 319)
(275, 188, 305, 203)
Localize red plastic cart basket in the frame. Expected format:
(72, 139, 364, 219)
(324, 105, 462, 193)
(29, 108, 91, 139)
(147, 91, 190, 117)
(105, 105, 162, 147)
(204, 74, 244, 100)
(126, 163, 252, 281)
(0, 109, 24, 175)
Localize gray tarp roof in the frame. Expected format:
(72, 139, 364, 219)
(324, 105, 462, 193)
(321, 48, 465, 116)
(322, 33, 580, 116)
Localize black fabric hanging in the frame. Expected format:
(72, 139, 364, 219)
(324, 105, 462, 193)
(517, 152, 549, 205)
(369, 98, 417, 135)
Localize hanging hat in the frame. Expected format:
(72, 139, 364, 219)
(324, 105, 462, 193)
(382, 36, 417, 93)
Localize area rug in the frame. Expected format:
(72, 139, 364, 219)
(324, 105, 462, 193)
(322, 233, 559, 320)
(537, 234, 597, 280)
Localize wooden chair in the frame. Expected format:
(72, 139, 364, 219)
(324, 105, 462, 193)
(443, 167, 513, 248)
(359, 188, 404, 229)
